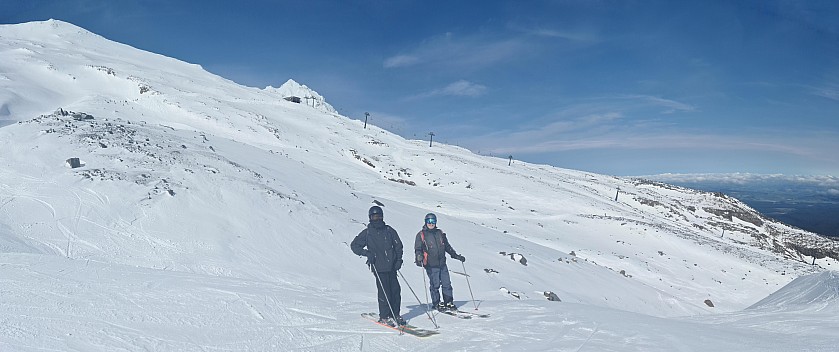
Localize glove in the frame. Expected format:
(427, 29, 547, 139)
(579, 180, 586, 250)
(365, 252, 375, 266)
(415, 254, 424, 267)
(454, 254, 465, 262)
(415, 261, 423, 267)
(394, 259, 403, 271)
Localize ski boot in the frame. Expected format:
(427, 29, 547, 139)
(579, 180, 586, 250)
(378, 316, 396, 327)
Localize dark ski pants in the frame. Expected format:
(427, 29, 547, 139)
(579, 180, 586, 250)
(373, 270, 401, 319)
(425, 265, 453, 305)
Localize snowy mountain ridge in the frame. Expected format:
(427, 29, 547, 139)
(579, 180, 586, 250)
(264, 78, 338, 114)
(1, 19, 838, 350)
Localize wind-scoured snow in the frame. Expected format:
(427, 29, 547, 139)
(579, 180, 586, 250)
(1, 19, 838, 351)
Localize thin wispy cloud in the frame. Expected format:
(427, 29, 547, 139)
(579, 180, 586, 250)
(522, 95, 693, 130)
(382, 32, 532, 70)
(496, 112, 624, 142)
(464, 94, 695, 148)
(810, 70, 839, 100)
(580, 112, 623, 124)
(434, 80, 487, 97)
(472, 132, 826, 157)
(508, 23, 599, 42)
(383, 55, 420, 68)
(439, 80, 487, 96)
(530, 29, 596, 41)
(456, 90, 836, 172)
(814, 85, 839, 101)
(617, 95, 697, 114)
(649, 97, 696, 113)
(405, 80, 487, 100)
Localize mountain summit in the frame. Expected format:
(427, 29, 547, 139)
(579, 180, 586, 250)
(1, 20, 838, 351)
(265, 79, 337, 114)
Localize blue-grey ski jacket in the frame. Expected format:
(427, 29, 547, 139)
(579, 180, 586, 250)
(414, 226, 458, 268)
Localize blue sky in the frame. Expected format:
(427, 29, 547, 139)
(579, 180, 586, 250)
(3, 0, 839, 176)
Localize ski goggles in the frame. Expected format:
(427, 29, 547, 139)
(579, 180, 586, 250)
(425, 218, 437, 224)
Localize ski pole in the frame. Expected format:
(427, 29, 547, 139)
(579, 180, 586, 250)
(421, 260, 438, 322)
(398, 270, 439, 328)
(422, 265, 430, 310)
(372, 263, 403, 334)
(461, 261, 478, 310)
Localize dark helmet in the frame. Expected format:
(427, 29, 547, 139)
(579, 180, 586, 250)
(424, 213, 437, 224)
(369, 206, 384, 220)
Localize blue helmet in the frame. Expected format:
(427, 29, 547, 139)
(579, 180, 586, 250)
(424, 213, 437, 224)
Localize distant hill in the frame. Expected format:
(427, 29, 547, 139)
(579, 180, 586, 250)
(646, 173, 839, 237)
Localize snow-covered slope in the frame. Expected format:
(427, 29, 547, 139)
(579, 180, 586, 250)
(1, 20, 838, 350)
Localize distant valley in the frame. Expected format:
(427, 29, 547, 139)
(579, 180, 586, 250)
(646, 174, 839, 238)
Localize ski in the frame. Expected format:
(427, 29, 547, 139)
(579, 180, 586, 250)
(361, 313, 439, 338)
(437, 309, 490, 319)
(438, 309, 471, 319)
(455, 309, 490, 318)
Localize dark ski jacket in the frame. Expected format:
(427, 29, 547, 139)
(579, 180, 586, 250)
(351, 220, 403, 273)
(414, 226, 458, 268)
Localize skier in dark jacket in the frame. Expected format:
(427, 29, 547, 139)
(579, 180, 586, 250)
(351, 206, 405, 326)
(414, 213, 465, 311)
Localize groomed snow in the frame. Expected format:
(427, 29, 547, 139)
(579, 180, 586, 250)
(0, 20, 837, 351)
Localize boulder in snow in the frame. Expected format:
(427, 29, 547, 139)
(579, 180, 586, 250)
(65, 158, 81, 168)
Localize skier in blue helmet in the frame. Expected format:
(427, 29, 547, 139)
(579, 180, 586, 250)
(414, 213, 465, 311)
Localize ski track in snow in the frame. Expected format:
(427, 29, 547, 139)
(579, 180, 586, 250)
(0, 254, 357, 351)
